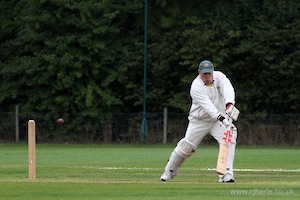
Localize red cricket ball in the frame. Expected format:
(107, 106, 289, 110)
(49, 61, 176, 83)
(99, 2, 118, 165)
(56, 118, 64, 125)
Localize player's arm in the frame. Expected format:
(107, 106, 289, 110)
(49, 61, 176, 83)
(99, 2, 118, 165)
(190, 85, 221, 119)
(216, 72, 240, 121)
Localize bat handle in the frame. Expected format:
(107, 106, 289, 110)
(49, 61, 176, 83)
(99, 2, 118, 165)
(227, 117, 233, 130)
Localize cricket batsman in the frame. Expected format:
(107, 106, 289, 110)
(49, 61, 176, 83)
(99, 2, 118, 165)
(160, 60, 240, 182)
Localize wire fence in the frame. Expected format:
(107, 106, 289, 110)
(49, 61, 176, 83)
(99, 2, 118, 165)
(0, 111, 299, 145)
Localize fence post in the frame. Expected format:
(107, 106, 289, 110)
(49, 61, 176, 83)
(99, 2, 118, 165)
(15, 105, 19, 143)
(163, 107, 168, 144)
(28, 120, 36, 180)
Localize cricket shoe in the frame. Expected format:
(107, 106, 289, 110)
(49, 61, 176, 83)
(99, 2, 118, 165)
(218, 173, 235, 183)
(160, 172, 173, 181)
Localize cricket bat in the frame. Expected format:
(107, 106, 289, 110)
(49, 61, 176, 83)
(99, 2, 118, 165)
(216, 117, 233, 175)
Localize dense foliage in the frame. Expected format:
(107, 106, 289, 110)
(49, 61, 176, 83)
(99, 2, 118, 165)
(1, 0, 299, 138)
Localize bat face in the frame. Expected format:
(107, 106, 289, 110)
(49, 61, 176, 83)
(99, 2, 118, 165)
(216, 129, 233, 175)
(223, 130, 232, 143)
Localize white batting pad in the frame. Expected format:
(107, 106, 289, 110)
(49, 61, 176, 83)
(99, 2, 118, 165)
(176, 139, 197, 157)
(163, 151, 184, 177)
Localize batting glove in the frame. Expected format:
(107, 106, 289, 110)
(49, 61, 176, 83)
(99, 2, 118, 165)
(225, 103, 240, 121)
(218, 114, 230, 129)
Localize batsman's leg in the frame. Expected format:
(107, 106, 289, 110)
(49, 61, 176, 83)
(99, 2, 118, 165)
(160, 139, 197, 181)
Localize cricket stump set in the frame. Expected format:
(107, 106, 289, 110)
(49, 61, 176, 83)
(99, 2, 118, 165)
(28, 120, 36, 181)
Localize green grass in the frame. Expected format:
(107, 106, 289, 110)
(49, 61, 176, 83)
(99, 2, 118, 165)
(0, 144, 299, 199)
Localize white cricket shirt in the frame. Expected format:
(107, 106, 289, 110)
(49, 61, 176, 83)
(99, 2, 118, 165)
(188, 71, 236, 122)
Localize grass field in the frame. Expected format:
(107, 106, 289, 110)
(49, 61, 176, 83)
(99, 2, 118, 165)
(0, 144, 299, 199)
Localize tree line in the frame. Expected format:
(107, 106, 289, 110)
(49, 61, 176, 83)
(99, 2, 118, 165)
(0, 0, 299, 139)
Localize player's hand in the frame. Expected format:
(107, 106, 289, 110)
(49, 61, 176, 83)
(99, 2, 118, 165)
(218, 114, 230, 129)
(225, 103, 240, 121)
(221, 117, 230, 129)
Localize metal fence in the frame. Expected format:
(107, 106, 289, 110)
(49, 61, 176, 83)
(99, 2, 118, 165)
(0, 111, 299, 145)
